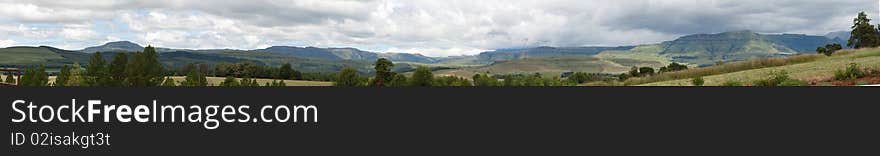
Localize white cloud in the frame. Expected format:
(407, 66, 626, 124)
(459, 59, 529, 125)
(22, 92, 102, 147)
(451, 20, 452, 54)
(59, 23, 99, 40)
(0, 2, 115, 23)
(0, 39, 18, 47)
(1, 0, 878, 56)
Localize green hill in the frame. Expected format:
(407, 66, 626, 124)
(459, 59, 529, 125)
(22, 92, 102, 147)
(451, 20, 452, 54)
(440, 46, 636, 65)
(593, 31, 844, 68)
(0, 46, 65, 65)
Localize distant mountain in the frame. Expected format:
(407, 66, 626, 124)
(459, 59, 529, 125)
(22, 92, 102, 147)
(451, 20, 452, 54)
(436, 30, 848, 76)
(825, 31, 850, 44)
(255, 46, 440, 64)
(0, 46, 260, 70)
(825, 31, 850, 40)
(658, 30, 843, 65)
(377, 53, 440, 64)
(80, 41, 176, 53)
(80, 41, 143, 53)
(439, 46, 637, 65)
(256, 46, 379, 61)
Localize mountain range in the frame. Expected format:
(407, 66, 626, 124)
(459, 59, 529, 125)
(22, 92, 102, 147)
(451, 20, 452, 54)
(0, 30, 849, 75)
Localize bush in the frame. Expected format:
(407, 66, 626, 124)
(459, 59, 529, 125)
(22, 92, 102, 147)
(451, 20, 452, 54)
(409, 66, 434, 87)
(691, 77, 705, 86)
(334, 67, 363, 87)
(834, 63, 865, 80)
(751, 70, 809, 87)
(721, 80, 743, 86)
(816, 44, 843, 56)
(779, 79, 809, 86)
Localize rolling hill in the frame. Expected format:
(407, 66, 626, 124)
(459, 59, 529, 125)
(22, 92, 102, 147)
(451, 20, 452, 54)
(435, 55, 665, 77)
(658, 31, 843, 66)
(436, 31, 843, 77)
(1, 30, 849, 76)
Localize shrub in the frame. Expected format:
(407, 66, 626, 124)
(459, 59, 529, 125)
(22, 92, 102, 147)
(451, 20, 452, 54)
(691, 77, 705, 86)
(779, 79, 809, 86)
(753, 70, 793, 87)
(834, 63, 864, 80)
(638, 67, 655, 76)
(334, 67, 363, 87)
(816, 44, 843, 56)
(721, 80, 743, 86)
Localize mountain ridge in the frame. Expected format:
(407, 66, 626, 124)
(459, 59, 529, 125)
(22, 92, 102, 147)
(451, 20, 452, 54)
(1, 30, 849, 74)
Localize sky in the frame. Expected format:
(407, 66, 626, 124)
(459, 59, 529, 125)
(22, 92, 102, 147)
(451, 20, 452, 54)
(0, 0, 878, 57)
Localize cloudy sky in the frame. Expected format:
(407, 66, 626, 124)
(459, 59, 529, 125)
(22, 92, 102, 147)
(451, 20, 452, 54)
(0, 0, 877, 57)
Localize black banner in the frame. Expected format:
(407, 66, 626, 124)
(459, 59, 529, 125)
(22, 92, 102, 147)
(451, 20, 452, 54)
(2, 87, 877, 155)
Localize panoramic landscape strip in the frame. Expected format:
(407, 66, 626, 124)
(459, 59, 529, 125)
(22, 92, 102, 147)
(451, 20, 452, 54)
(2, 12, 880, 87)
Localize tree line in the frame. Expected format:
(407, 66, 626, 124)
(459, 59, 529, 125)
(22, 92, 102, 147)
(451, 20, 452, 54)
(12, 46, 311, 87)
(19, 46, 165, 86)
(616, 62, 689, 81)
(332, 58, 625, 87)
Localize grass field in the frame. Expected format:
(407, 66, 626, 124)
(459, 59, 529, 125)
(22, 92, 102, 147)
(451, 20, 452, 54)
(594, 44, 673, 67)
(434, 54, 665, 78)
(41, 76, 333, 86)
(639, 48, 880, 86)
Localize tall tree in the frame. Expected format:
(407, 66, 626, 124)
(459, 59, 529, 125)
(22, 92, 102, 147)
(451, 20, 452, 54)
(388, 74, 408, 87)
(409, 66, 433, 87)
(370, 58, 394, 86)
(66, 63, 85, 86)
(278, 63, 295, 80)
(126, 46, 165, 86)
(108, 53, 128, 86)
(180, 63, 196, 76)
(85, 52, 109, 86)
(848, 12, 880, 48)
(239, 77, 259, 87)
(20, 65, 48, 86)
(334, 67, 362, 87)
(181, 65, 208, 86)
(55, 65, 71, 86)
(269, 80, 286, 87)
(220, 76, 240, 87)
